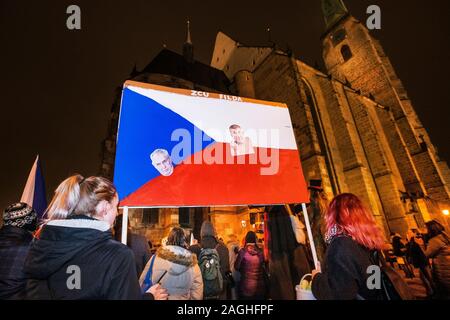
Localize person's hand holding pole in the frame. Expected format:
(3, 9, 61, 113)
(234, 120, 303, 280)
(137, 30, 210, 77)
(147, 284, 169, 300)
(312, 261, 321, 280)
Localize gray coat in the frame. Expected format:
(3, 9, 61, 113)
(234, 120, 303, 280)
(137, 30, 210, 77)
(139, 245, 203, 300)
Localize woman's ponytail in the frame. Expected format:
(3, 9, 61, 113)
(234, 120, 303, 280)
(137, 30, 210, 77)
(45, 174, 83, 220)
(45, 174, 117, 220)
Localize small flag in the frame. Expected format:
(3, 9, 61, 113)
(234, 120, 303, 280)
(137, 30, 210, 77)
(21, 155, 47, 219)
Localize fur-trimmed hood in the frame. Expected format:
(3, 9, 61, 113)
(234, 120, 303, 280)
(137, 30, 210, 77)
(157, 245, 197, 266)
(140, 245, 203, 300)
(155, 246, 197, 276)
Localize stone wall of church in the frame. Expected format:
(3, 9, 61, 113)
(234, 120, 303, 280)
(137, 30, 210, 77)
(248, 50, 410, 234)
(295, 62, 348, 198)
(251, 52, 331, 201)
(318, 79, 391, 233)
(322, 16, 450, 218)
(101, 18, 450, 240)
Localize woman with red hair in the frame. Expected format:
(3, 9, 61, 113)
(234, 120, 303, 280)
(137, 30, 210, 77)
(311, 193, 386, 300)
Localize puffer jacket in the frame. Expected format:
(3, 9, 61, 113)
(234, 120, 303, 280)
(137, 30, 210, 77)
(425, 233, 450, 297)
(24, 215, 145, 300)
(139, 245, 203, 300)
(234, 244, 266, 298)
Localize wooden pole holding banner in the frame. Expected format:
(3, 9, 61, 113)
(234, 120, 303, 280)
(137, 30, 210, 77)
(121, 206, 129, 245)
(301, 203, 319, 268)
(285, 203, 318, 268)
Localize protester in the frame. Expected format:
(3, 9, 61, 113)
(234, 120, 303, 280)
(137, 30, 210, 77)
(114, 214, 152, 277)
(24, 174, 167, 300)
(406, 229, 434, 297)
(226, 235, 240, 269)
(234, 231, 267, 300)
(257, 238, 264, 249)
(424, 220, 450, 299)
(226, 235, 241, 300)
(311, 193, 385, 300)
(0, 203, 38, 299)
(391, 233, 407, 256)
(139, 227, 203, 300)
(290, 207, 313, 282)
(391, 232, 414, 278)
(189, 221, 230, 299)
(265, 205, 298, 299)
(307, 180, 329, 264)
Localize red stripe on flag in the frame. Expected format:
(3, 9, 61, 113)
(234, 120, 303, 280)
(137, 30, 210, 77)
(120, 143, 308, 207)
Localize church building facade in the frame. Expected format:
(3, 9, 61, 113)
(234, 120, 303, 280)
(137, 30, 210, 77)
(100, 1, 450, 245)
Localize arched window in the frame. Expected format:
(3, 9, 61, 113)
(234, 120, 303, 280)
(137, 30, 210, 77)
(301, 79, 339, 194)
(341, 45, 353, 62)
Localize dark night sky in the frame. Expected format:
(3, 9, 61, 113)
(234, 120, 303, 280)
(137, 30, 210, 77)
(1, 0, 449, 211)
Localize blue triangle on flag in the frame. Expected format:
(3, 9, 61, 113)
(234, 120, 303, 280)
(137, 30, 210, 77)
(33, 157, 47, 218)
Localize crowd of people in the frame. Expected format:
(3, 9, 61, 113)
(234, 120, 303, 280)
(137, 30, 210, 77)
(0, 174, 449, 300)
(389, 220, 450, 299)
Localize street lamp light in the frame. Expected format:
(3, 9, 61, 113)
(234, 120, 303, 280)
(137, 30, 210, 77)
(442, 209, 450, 231)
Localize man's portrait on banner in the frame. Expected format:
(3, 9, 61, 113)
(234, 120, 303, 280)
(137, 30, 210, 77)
(150, 149, 174, 176)
(229, 124, 255, 156)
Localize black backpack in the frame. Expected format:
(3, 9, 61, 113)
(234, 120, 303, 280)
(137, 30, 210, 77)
(198, 246, 223, 299)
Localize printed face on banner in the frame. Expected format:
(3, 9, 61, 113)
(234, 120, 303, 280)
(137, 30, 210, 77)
(229, 124, 255, 157)
(150, 149, 174, 176)
(114, 80, 308, 207)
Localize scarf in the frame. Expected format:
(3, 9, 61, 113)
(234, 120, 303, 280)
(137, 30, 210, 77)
(325, 224, 346, 244)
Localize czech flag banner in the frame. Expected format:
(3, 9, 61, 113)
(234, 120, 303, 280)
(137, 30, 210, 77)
(21, 155, 47, 218)
(114, 80, 308, 207)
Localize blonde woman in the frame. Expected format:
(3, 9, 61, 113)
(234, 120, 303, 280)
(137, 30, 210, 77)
(24, 174, 167, 300)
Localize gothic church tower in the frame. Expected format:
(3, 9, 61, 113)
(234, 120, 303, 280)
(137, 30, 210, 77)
(321, 0, 450, 225)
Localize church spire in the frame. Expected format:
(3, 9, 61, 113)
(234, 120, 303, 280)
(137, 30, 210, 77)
(321, 0, 349, 31)
(183, 20, 194, 63)
(186, 20, 192, 44)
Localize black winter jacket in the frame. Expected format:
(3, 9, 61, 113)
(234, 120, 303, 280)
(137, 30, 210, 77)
(0, 226, 34, 299)
(128, 233, 152, 278)
(406, 239, 428, 269)
(24, 215, 149, 300)
(312, 236, 384, 300)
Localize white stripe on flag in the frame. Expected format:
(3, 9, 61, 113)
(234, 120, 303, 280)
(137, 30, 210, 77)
(21, 155, 38, 207)
(127, 86, 298, 150)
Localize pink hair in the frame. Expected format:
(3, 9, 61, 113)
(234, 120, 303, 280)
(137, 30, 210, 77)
(325, 193, 385, 250)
